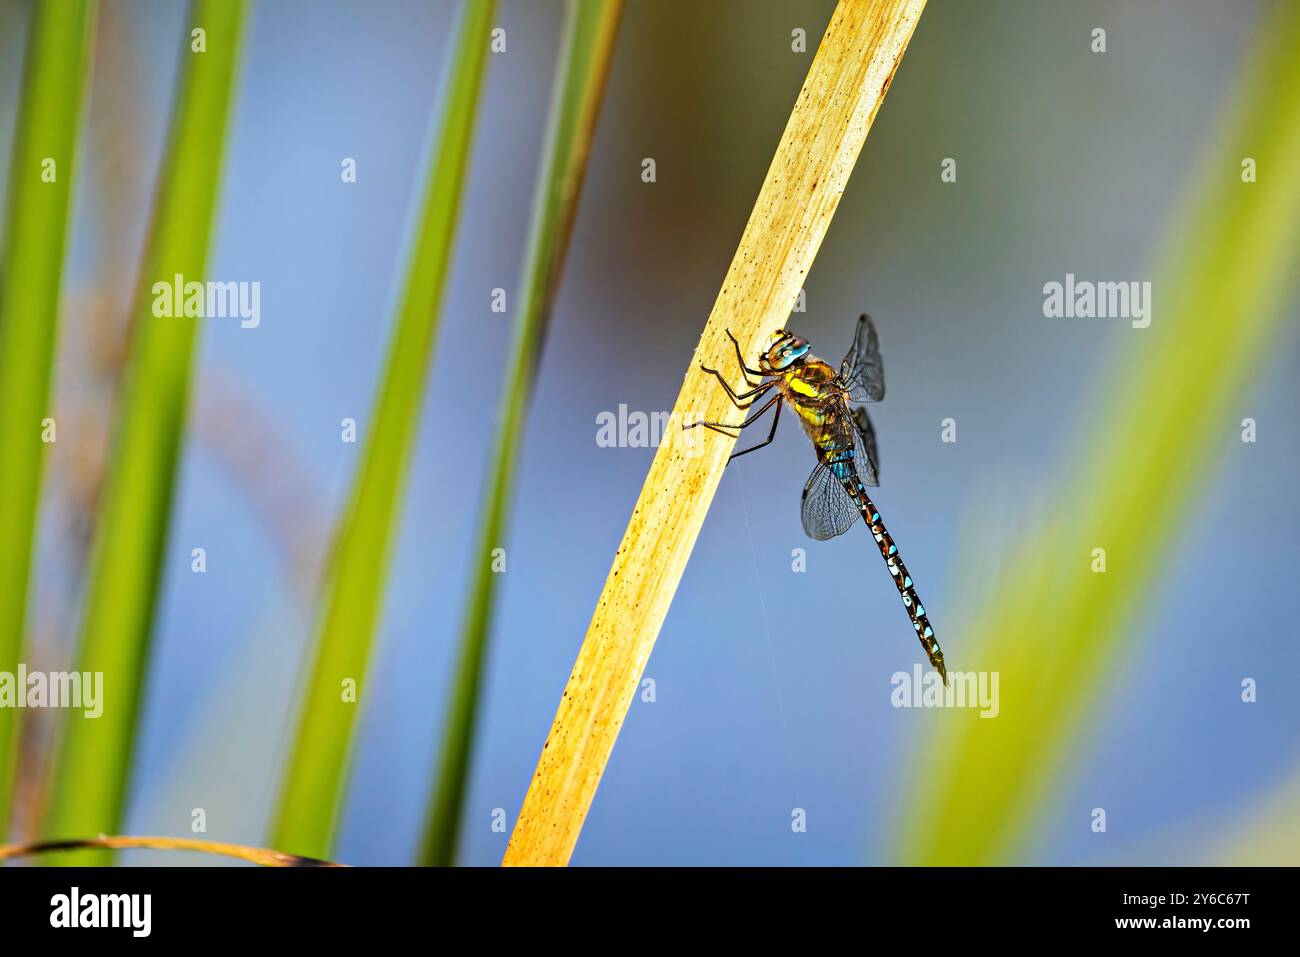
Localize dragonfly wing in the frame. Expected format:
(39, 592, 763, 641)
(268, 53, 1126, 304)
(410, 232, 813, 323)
(851, 405, 880, 486)
(801, 461, 860, 541)
(839, 313, 885, 403)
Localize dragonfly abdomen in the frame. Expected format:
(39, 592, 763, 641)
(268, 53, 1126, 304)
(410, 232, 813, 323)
(843, 477, 946, 682)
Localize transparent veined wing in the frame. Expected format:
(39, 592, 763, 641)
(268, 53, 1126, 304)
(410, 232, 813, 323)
(800, 460, 860, 540)
(851, 405, 880, 486)
(839, 313, 885, 403)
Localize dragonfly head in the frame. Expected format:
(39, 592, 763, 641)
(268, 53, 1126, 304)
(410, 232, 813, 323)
(760, 330, 811, 372)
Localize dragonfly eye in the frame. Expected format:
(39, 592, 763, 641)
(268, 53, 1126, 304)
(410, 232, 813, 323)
(765, 334, 810, 370)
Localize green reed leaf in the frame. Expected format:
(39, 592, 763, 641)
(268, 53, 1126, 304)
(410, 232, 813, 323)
(0, 0, 96, 835)
(421, 0, 624, 867)
(268, 0, 498, 860)
(42, 0, 247, 865)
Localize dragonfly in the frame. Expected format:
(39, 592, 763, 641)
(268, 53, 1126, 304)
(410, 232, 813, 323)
(686, 314, 947, 682)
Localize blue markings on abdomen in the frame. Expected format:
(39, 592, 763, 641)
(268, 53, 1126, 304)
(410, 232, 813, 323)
(827, 447, 856, 481)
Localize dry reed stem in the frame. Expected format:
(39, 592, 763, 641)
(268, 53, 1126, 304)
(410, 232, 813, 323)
(504, 0, 926, 866)
(0, 835, 342, 866)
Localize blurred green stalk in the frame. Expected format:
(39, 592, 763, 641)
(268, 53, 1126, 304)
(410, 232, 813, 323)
(42, 0, 246, 864)
(421, 0, 623, 867)
(268, 0, 498, 860)
(0, 0, 96, 836)
(893, 1, 1300, 865)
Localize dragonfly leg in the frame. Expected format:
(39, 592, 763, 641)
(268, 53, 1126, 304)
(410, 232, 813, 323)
(729, 399, 782, 461)
(685, 392, 780, 433)
(725, 329, 768, 384)
(700, 366, 772, 408)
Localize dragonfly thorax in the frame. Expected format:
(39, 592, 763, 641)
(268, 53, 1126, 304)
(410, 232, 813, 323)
(779, 356, 841, 401)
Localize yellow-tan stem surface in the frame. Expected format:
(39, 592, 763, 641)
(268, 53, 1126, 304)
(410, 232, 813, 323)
(503, 0, 926, 866)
